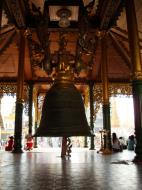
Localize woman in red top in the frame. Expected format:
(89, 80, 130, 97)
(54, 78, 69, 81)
(5, 136, 14, 151)
(25, 135, 33, 151)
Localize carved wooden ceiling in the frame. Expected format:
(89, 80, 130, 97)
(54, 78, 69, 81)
(0, 0, 142, 95)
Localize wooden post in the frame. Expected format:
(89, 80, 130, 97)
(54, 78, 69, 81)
(89, 81, 95, 150)
(125, 0, 142, 162)
(33, 88, 38, 148)
(12, 30, 25, 153)
(101, 33, 112, 154)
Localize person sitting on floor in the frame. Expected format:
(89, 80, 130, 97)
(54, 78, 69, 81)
(5, 136, 14, 151)
(127, 135, 135, 151)
(25, 135, 33, 151)
(112, 133, 122, 152)
(119, 137, 127, 149)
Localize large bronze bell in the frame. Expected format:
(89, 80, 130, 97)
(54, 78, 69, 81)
(34, 62, 93, 137)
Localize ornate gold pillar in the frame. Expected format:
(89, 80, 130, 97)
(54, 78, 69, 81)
(33, 87, 38, 148)
(125, 0, 142, 161)
(101, 33, 112, 153)
(12, 30, 25, 153)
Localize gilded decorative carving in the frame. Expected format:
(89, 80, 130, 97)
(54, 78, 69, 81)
(78, 83, 132, 122)
(79, 32, 97, 55)
(0, 82, 17, 94)
(0, 82, 28, 96)
(25, 29, 45, 68)
(92, 83, 132, 121)
(109, 83, 132, 96)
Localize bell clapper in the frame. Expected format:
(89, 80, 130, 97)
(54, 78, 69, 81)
(66, 137, 72, 157)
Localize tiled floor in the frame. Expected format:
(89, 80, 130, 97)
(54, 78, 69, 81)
(0, 148, 142, 190)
